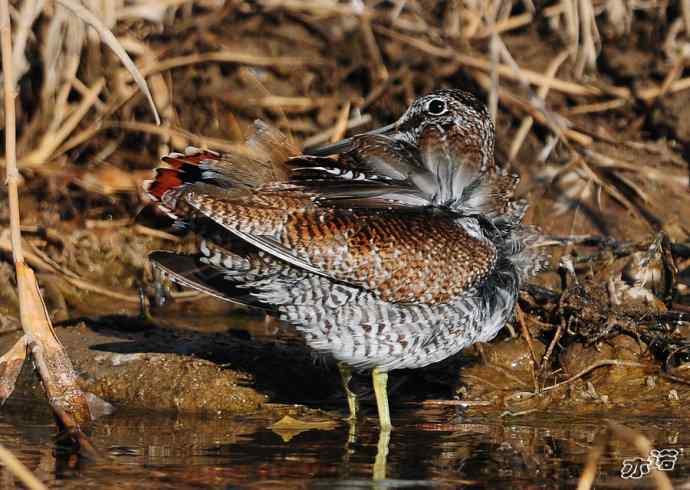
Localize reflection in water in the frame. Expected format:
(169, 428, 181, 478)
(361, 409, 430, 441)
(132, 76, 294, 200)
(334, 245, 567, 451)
(373, 428, 390, 482)
(0, 401, 688, 488)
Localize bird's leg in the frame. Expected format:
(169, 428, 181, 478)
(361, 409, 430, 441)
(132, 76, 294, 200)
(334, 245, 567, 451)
(372, 368, 392, 430)
(139, 266, 171, 322)
(150, 266, 171, 308)
(337, 362, 358, 421)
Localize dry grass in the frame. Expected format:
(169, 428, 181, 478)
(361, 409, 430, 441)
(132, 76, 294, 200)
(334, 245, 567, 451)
(0, 1, 687, 176)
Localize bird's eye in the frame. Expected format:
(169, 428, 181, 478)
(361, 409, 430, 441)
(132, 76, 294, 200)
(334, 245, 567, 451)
(426, 98, 447, 116)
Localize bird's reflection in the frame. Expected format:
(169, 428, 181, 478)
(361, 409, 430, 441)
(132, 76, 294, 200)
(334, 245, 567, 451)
(373, 428, 391, 481)
(342, 418, 391, 484)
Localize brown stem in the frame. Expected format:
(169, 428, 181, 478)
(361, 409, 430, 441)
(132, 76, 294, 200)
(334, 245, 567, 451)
(1, 0, 21, 265)
(1, 0, 92, 428)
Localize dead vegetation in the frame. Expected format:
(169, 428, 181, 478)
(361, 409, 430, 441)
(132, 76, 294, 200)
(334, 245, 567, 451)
(0, 0, 689, 484)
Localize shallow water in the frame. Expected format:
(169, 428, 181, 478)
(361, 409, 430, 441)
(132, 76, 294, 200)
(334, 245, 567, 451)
(1, 396, 688, 489)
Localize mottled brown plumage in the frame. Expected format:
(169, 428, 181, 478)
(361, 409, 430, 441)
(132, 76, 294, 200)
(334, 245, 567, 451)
(141, 89, 544, 428)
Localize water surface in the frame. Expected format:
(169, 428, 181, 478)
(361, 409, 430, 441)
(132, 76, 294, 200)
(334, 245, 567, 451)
(1, 397, 687, 489)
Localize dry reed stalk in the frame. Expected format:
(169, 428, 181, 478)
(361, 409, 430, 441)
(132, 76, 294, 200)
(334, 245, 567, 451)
(360, 16, 388, 82)
(571, 157, 649, 225)
(140, 51, 322, 76)
(576, 421, 675, 490)
(46, 56, 82, 135)
(302, 113, 373, 148)
(104, 120, 261, 156)
(10, 0, 43, 85)
(116, 0, 192, 20)
(575, 430, 607, 490)
(540, 359, 648, 393)
(0, 0, 162, 171)
(574, 0, 600, 77)
(588, 151, 688, 190)
(683, 0, 690, 36)
(475, 12, 532, 38)
(472, 71, 593, 147)
(564, 98, 627, 115)
(260, 0, 373, 17)
(0, 336, 27, 401)
(488, 17, 499, 123)
(0, 443, 47, 490)
(330, 101, 351, 143)
(515, 305, 539, 391)
(21, 78, 105, 167)
(56, 0, 160, 124)
(375, 25, 629, 98)
(472, 3, 565, 38)
(638, 76, 690, 101)
(491, 35, 594, 152)
(487, 1, 518, 124)
(0, 0, 92, 429)
(509, 51, 569, 160)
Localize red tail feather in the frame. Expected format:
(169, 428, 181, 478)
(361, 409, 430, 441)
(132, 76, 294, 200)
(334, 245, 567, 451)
(146, 148, 223, 201)
(145, 168, 185, 200)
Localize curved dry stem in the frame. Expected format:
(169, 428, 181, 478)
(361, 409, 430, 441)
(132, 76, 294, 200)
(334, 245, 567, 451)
(56, 0, 161, 125)
(1, 0, 92, 430)
(0, 443, 47, 490)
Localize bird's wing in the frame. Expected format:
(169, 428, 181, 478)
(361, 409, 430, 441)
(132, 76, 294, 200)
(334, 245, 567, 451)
(142, 122, 499, 304)
(285, 135, 438, 209)
(181, 187, 497, 304)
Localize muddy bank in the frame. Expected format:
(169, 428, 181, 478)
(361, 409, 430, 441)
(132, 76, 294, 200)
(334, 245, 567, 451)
(0, 310, 335, 417)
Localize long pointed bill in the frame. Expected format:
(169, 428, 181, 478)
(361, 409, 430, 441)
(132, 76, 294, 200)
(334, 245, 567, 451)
(304, 121, 399, 156)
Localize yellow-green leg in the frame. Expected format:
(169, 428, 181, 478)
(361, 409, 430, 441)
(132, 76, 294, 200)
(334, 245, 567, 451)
(372, 368, 392, 430)
(337, 362, 358, 421)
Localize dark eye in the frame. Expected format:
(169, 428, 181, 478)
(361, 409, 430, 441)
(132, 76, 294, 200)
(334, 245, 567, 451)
(426, 98, 447, 115)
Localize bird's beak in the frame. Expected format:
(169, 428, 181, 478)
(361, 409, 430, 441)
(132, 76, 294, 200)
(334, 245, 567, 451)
(304, 121, 399, 156)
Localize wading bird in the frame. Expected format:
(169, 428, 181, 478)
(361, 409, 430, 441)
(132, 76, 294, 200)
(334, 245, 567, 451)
(142, 89, 543, 429)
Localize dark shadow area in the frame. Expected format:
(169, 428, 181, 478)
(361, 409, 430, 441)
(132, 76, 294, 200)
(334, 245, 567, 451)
(54, 311, 473, 413)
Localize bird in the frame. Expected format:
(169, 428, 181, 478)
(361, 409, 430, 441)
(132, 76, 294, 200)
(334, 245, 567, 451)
(141, 89, 543, 430)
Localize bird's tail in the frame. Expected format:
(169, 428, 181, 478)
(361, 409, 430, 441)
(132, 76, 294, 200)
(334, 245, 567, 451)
(138, 121, 299, 231)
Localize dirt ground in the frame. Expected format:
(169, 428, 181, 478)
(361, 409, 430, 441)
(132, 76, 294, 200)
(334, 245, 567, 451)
(0, 1, 689, 421)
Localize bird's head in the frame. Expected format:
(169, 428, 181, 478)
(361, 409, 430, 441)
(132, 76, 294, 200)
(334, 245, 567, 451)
(308, 89, 495, 173)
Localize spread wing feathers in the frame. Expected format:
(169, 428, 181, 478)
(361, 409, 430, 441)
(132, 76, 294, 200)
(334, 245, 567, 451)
(143, 121, 298, 202)
(143, 120, 519, 219)
(285, 135, 436, 209)
(292, 135, 430, 186)
(294, 133, 520, 218)
(141, 120, 526, 304)
(183, 189, 498, 304)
